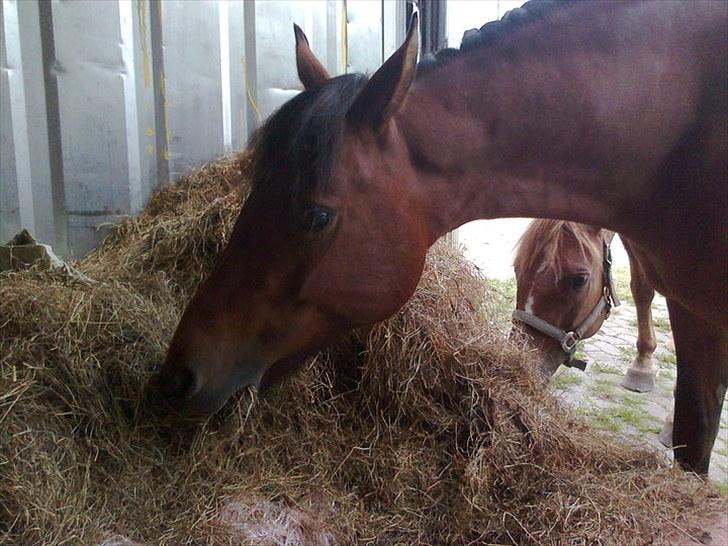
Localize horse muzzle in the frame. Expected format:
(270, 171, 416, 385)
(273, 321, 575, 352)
(151, 353, 265, 418)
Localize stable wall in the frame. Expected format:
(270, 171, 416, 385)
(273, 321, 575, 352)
(1, 0, 405, 256)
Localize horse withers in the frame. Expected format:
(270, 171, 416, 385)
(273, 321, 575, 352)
(156, 1, 727, 474)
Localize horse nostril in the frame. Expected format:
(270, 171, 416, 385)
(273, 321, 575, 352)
(163, 368, 197, 401)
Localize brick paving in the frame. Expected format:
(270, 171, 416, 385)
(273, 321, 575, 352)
(459, 220, 728, 488)
(560, 296, 728, 486)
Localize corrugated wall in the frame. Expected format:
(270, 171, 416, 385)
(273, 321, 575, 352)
(1, 0, 406, 256)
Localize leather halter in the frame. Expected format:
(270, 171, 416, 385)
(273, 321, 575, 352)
(512, 239, 620, 371)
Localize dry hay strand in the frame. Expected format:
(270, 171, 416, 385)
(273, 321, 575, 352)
(1, 152, 725, 545)
(81, 153, 250, 300)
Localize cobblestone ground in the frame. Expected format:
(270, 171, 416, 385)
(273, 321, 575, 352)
(554, 296, 728, 488)
(458, 220, 728, 489)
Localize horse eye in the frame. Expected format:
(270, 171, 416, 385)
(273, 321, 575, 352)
(570, 275, 589, 289)
(302, 206, 333, 233)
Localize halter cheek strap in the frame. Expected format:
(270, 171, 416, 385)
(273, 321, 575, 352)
(512, 240, 620, 371)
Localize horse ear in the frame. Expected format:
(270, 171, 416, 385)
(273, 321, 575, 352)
(294, 23, 330, 90)
(346, 12, 419, 129)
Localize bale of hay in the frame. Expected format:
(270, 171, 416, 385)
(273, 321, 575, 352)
(1, 152, 724, 545)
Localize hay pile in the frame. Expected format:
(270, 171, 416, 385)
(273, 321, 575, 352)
(1, 153, 724, 545)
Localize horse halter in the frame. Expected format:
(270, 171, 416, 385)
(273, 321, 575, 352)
(512, 239, 620, 371)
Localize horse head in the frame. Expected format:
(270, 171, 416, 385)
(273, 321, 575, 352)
(155, 17, 431, 416)
(513, 220, 616, 377)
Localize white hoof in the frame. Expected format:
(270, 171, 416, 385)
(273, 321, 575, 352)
(620, 368, 656, 393)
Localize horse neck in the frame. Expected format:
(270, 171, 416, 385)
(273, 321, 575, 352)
(397, 1, 706, 244)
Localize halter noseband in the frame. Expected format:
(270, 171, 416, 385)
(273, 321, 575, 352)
(512, 239, 620, 371)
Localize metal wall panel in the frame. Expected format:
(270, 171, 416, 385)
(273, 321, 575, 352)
(51, 0, 137, 252)
(253, 0, 327, 119)
(346, 0, 383, 75)
(383, 0, 407, 59)
(2, 0, 58, 248)
(0, 0, 21, 240)
(131, 0, 158, 209)
(225, 1, 248, 152)
(0, 0, 399, 256)
(161, 0, 224, 179)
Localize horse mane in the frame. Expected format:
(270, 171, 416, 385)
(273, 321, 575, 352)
(248, 1, 573, 208)
(513, 219, 602, 280)
(247, 74, 368, 211)
(417, 0, 574, 76)
(248, 0, 576, 206)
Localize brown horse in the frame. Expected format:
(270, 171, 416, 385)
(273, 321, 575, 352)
(512, 219, 678, 443)
(512, 220, 658, 394)
(157, 2, 727, 474)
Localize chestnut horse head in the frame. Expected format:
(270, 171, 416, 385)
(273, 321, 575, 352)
(512, 220, 619, 377)
(157, 18, 429, 415)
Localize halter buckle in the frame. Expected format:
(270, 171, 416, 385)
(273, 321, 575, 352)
(560, 331, 579, 354)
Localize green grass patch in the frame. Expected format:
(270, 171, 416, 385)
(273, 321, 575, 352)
(619, 392, 646, 410)
(714, 480, 728, 497)
(578, 404, 657, 435)
(551, 369, 584, 390)
(652, 314, 671, 331)
(633, 420, 662, 435)
(611, 406, 657, 433)
(610, 266, 633, 305)
(484, 277, 517, 326)
(591, 377, 619, 399)
(590, 360, 623, 375)
(657, 351, 677, 366)
(577, 407, 621, 433)
(620, 345, 638, 360)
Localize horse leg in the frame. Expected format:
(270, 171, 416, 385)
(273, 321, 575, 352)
(620, 240, 657, 393)
(667, 299, 728, 474)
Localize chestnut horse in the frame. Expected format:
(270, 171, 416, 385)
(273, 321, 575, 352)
(157, 2, 727, 474)
(512, 220, 658, 394)
(512, 220, 678, 445)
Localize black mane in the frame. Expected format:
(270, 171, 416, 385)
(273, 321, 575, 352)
(248, 74, 367, 210)
(417, 0, 572, 75)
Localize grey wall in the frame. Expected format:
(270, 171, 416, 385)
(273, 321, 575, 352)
(1, 0, 406, 256)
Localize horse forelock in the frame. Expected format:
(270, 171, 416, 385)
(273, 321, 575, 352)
(514, 219, 602, 283)
(417, 0, 575, 77)
(247, 74, 368, 212)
